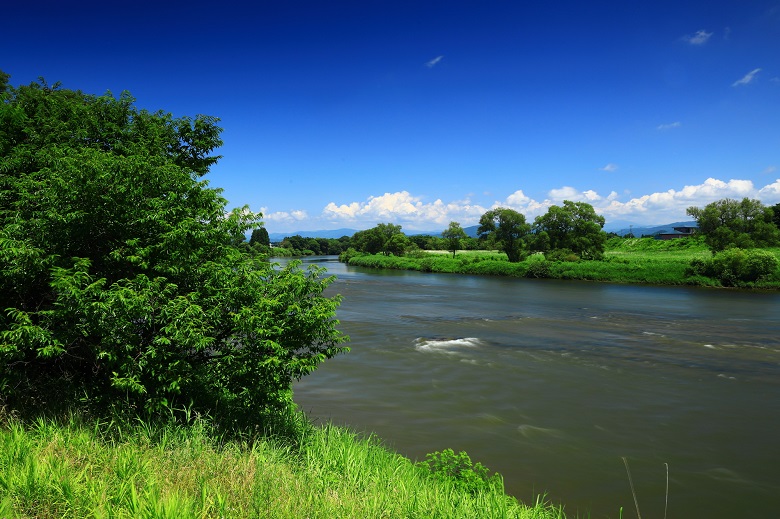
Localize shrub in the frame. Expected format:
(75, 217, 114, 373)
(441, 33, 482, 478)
(544, 248, 580, 262)
(686, 248, 779, 286)
(419, 449, 502, 494)
(525, 258, 551, 278)
(0, 78, 348, 423)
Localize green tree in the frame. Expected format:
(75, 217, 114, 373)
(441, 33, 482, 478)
(352, 223, 408, 256)
(532, 201, 607, 259)
(249, 227, 270, 247)
(442, 221, 468, 258)
(687, 198, 780, 252)
(477, 208, 531, 262)
(770, 202, 780, 230)
(0, 76, 348, 423)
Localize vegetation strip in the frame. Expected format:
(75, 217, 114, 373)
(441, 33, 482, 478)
(0, 413, 566, 519)
(342, 237, 780, 289)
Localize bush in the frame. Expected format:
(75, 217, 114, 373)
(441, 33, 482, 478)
(525, 257, 551, 278)
(419, 449, 502, 494)
(544, 248, 580, 262)
(686, 248, 779, 286)
(0, 78, 348, 423)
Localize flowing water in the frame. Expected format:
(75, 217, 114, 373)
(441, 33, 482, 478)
(288, 257, 780, 518)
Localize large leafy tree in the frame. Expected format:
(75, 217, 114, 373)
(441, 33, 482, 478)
(477, 208, 531, 262)
(532, 201, 607, 259)
(249, 227, 271, 247)
(442, 221, 468, 258)
(0, 74, 348, 422)
(687, 198, 780, 252)
(352, 223, 408, 256)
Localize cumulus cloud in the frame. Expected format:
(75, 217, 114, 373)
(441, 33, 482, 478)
(261, 208, 309, 224)
(657, 121, 681, 130)
(425, 55, 444, 68)
(595, 178, 763, 222)
(322, 191, 487, 229)
(600, 163, 619, 172)
(264, 178, 780, 232)
(683, 29, 713, 45)
(758, 179, 780, 203)
(732, 68, 762, 86)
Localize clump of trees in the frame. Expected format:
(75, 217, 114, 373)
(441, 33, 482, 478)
(475, 202, 607, 262)
(0, 73, 348, 424)
(351, 223, 409, 256)
(683, 198, 780, 285)
(687, 198, 780, 252)
(337, 202, 608, 263)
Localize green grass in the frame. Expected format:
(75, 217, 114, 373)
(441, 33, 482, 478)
(0, 412, 567, 518)
(345, 237, 780, 288)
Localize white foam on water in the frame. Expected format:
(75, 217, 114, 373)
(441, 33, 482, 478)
(414, 337, 483, 353)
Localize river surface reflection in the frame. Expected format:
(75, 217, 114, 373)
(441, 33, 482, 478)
(287, 256, 780, 518)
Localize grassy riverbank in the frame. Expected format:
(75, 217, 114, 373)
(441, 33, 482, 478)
(344, 237, 780, 288)
(0, 412, 566, 519)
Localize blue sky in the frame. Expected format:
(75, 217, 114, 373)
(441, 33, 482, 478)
(5, 1, 780, 233)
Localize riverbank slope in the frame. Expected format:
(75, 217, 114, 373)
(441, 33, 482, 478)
(0, 413, 566, 518)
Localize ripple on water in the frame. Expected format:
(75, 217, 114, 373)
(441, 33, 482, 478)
(414, 337, 484, 354)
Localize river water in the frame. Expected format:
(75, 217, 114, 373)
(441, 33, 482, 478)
(289, 257, 780, 518)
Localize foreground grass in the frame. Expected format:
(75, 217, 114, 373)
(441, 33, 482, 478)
(0, 414, 566, 519)
(345, 237, 780, 289)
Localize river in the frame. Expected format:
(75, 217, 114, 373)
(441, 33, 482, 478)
(289, 256, 780, 518)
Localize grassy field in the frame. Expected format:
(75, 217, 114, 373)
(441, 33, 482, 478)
(0, 412, 567, 519)
(345, 237, 780, 289)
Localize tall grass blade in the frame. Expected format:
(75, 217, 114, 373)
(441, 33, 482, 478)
(664, 462, 669, 519)
(621, 456, 642, 519)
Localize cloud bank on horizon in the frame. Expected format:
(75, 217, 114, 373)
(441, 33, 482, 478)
(261, 177, 780, 231)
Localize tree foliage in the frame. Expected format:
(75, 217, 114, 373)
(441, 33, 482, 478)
(441, 221, 468, 258)
(0, 74, 348, 422)
(351, 223, 408, 256)
(688, 248, 779, 286)
(686, 198, 780, 252)
(249, 227, 271, 247)
(477, 208, 531, 262)
(531, 200, 607, 259)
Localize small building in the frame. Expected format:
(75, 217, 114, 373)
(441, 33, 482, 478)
(657, 226, 698, 240)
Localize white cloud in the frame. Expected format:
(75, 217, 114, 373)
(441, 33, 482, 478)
(763, 166, 778, 175)
(657, 121, 681, 130)
(683, 29, 713, 45)
(600, 163, 619, 172)
(732, 68, 761, 87)
(425, 55, 444, 68)
(758, 180, 780, 204)
(261, 208, 309, 224)
(264, 178, 780, 233)
(322, 191, 487, 229)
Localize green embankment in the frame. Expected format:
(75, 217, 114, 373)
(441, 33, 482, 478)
(0, 414, 565, 519)
(344, 237, 780, 289)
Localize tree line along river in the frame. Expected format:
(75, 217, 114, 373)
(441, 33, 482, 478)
(288, 256, 780, 518)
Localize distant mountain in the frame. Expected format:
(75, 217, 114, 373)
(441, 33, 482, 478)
(602, 219, 641, 233)
(612, 221, 698, 237)
(266, 221, 698, 242)
(463, 225, 480, 238)
(268, 228, 358, 241)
